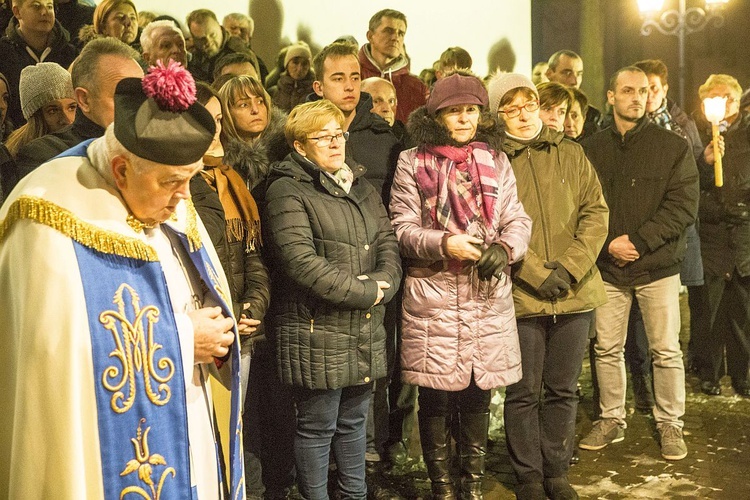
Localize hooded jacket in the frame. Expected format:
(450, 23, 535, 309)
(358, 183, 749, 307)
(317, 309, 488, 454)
(262, 152, 402, 389)
(358, 44, 427, 124)
(268, 71, 314, 113)
(583, 116, 699, 286)
(0, 18, 78, 127)
(223, 107, 290, 199)
(502, 124, 608, 318)
(389, 106, 531, 391)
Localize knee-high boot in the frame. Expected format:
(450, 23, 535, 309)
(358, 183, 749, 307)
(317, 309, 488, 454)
(418, 412, 456, 499)
(458, 412, 489, 500)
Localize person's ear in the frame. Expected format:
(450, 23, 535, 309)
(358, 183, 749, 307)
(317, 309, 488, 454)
(313, 80, 324, 98)
(75, 87, 90, 113)
(607, 90, 615, 106)
(663, 83, 669, 96)
(293, 140, 306, 156)
(111, 156, 129, 190)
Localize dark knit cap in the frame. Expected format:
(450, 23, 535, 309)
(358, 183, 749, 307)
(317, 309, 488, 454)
(113, 62, 215, 165)
(426, 73, 489, 115)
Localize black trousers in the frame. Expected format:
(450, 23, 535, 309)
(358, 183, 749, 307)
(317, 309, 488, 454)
(694, 272, 750, 385)
(418, 373, 491, 418)
(504, 312, 592, 484)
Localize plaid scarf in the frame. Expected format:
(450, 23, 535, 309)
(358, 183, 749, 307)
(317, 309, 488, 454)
(648, 99, 686, 137)
(414, 142, 500, 239)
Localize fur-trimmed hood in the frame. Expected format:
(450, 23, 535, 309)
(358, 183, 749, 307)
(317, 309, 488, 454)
(406, 106, 504, 152)
(223, 107, 290, 191)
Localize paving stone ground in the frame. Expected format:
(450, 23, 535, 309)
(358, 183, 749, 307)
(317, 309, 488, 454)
(361, 295, 750, 499)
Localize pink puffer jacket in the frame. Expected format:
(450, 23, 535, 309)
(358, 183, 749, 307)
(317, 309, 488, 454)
(389, 147, 531, 391)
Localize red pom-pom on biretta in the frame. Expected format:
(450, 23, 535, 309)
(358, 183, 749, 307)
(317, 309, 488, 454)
(141, 60, 196, 113)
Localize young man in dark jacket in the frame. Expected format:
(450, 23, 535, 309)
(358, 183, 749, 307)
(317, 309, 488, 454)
(311, 40, 403, 470)
(0, 0, 78, 127)
(580, 66, 699, 462)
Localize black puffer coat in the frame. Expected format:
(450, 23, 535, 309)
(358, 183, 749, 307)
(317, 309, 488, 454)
(0, 19, 78, 127)
(263, 152, 402, 389)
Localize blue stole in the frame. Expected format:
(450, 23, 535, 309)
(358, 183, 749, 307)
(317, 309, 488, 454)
(74, 227, 244, 498)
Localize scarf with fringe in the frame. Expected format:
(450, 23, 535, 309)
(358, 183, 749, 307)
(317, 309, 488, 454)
(201, 155, 261, 252)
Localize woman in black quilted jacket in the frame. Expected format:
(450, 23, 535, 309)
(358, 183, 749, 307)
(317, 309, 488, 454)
(262, 99, 402, 499)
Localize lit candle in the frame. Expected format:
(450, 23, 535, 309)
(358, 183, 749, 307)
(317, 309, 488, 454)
(703, 96, 727, 187)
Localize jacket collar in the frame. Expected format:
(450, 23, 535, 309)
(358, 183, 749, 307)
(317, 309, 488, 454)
(608, 114, 650, 145)
(501, 123, 563, 158)
(73, 108, 106, 140)
(273, 152, 367, 198)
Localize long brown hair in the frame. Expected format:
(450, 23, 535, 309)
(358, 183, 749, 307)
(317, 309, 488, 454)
(216, 75, 273, 144)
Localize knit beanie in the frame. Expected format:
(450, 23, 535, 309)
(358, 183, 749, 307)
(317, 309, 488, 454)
(19, 63, 75, 120)
(284, 43, 312, 68)
(486, 72, 537, 115)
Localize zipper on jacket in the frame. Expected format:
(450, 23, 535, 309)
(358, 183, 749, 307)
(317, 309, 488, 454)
(527, 148, 559, 316)
(310, 318, 314, 333)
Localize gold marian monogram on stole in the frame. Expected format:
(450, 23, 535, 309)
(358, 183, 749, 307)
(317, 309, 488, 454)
(120, 418, 176, 500)
(99, 283, 175, 413)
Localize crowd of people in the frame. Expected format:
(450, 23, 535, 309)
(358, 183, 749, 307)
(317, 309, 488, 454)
(0, 2, 749, 500)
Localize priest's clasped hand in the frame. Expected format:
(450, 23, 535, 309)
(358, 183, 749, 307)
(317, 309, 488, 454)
(189, 306, 236, 363)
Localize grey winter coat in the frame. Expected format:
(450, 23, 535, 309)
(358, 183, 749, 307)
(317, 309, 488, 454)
(389, 107, 531, 391)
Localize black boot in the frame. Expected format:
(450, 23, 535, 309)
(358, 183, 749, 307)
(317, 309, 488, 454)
(419, 413, 456, 500)
(631, 373, 655, 412)
(458, 412, 489, 500)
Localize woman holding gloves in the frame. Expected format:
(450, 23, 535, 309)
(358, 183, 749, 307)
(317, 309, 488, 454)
(389, 72, 531, 499)
(487, 73, 609, 500)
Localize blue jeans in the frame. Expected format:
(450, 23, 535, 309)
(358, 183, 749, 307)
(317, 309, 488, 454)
(293, 383, 372, 500)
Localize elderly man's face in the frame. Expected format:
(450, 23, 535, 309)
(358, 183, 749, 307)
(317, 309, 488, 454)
(363, 80, 397, 126)
(114, 156, 202, 225)
(190, 17, 223, 57)
(144, 28, 187, 67)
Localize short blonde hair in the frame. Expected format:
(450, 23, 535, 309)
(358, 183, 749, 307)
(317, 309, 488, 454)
(285, 100, 344, 147)
(698, 74, 742, 100)
(217, 75, 272, 143)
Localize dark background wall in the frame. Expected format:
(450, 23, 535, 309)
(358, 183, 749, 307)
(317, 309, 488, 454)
(532, 0, 750, 116)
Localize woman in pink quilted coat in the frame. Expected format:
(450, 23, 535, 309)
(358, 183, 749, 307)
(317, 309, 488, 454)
(389, 72, 531, 499)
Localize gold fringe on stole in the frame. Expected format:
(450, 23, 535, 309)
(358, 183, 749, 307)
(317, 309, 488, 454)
(184, 198, 203, 253)
(0, 196, 159, 261)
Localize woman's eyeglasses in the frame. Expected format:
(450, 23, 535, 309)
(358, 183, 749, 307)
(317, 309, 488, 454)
(499, 101, 540, 118)
(306, 132, 349, 147)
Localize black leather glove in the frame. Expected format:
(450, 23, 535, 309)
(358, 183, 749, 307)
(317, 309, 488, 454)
(476, 244, 508, 280)
(537, 261, 572, 299)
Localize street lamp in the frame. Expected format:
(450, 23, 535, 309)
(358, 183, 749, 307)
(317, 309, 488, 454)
(637, 0, 729, 108)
